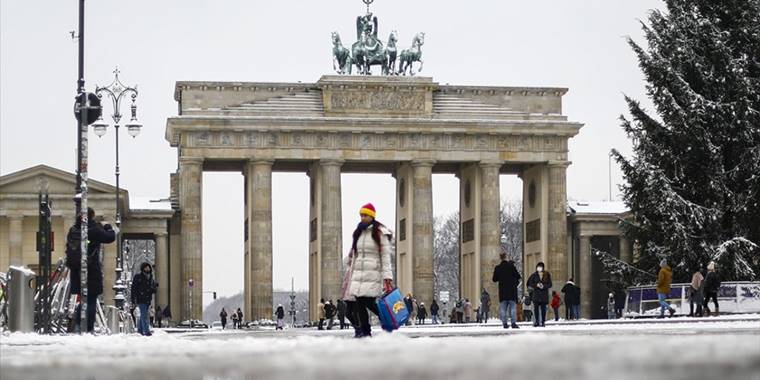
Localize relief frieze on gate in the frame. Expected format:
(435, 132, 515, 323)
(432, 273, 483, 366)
(186, 130, 567, 152)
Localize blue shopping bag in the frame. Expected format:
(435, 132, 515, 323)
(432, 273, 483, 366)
(375, 288, 409, 332)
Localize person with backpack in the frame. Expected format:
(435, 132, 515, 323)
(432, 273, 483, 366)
(231, 310, 239, 329)
(275, 304, 285, 330)
(703, 261, 721, 316)
(492, 252, 521, 329)
(430, 300, 440, 324)
(341, 203, 394, 338)
(66, 207, 116, 333)
(131, 262, 157, 336)
(219, 308, 228, 329)
(561, 278, 579, 320)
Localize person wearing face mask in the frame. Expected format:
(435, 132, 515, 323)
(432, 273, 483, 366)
(526, 262, 552, 327)
(131, 262, 158, 336)
(341, 203, 394, 338)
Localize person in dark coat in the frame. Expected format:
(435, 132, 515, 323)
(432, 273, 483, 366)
(236, 308, 244, 328)
(526, 262, 552, 327)
(480, 288, 491, 323)
(614, 289, 626, 318)
(162, 306, 172, 327)
(430, 300, 440, 324)
(219, 308, 228, 329)
(561, 279, 579, 320)
(492, 252, 521, 329)
(325, 300, 336, 330)
(131, 262, 157, 336)
(417, 302, 427, 325)
(703, 261, 721, 316)
(66, 207, 116, 333)
(155, 305, 163, 328)
(275, 304, 285, 330)
(404, 294, 415, 325)
(337, 299, 347, 329)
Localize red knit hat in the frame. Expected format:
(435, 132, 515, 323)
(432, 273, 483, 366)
(359, 203, 376, 218)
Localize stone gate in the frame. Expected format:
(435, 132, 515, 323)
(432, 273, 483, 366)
(165, 75, 582, 321)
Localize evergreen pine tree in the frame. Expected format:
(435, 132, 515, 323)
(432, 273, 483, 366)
(612, 1, 760, 283)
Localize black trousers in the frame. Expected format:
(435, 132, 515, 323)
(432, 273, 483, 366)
(74, 292, 98, 332)
(352, 297, 379, 335)
(703, 291, 719, 311)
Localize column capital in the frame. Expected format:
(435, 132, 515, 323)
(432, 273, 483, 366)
(410, 159, 436, 167)
(154, 231, 168, 238)
(7, 214, 24, 221)
(478, 160, 503, 169)
(248, 159, 275, 167)
(178, 156, 204, 165)
(319, 158, 345, 167)
(547, 160, 571, 168)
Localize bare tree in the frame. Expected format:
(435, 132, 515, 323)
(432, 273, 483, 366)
(500, 199, 523, 272)
(433, 212, 460, 302)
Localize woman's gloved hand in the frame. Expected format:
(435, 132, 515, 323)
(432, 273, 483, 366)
(384, 279, 393, 293)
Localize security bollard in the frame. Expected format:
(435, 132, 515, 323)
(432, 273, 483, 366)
(8, 266, 36, 332)
(106, 305, 120, 334)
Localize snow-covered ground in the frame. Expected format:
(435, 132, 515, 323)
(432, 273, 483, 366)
(2, 317, 759, 380)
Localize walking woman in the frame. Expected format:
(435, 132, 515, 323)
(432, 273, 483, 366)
(342, 203, 394, 338)
(526, 262, 552, 327)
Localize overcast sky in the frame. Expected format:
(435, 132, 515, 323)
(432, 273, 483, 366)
(1, 0, 661, 306)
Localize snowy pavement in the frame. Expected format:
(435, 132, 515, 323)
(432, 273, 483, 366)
(1, 317, 759, 380)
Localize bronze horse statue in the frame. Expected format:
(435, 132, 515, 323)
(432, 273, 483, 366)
(399, 32, 425, 76)
(331, 32, 351, 74)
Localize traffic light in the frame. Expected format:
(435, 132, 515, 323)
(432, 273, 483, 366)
(213, 292, 217, 300)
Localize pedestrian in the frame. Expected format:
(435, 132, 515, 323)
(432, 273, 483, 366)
(325, 300, 336, 330)
(162, 306, 172, 327)
(614, 290, 625, 318)
(551, 291, 562, 321)
(441, 302, 448, 324)
(236, 308, 244, 328)
(464, 299, 472, 323)
(149, 304, 155, 327)
(606, 293, 616, 320)
(131, 262, 157, 336)
(456, 299, 464, 323)
(275, 304, 285, 330)
(430, 300, 440, 324)
(703, 261, 721, 317)
(317, 299, 326, 330)
(480, 288, 491, 323)
(417, 302, 427, 325)
(656, 259, 676, 318)
(526, 262, 552, 327)
(220, 308, 228, 329)
(688, 267, 704, 317)
(561, 278, 579, 320)
(231, 310, 239, 329)
(475, 306, 482, 323)
(522, 296, 533, 322)
(156, 305, 163, 328)
(492, 252, 521, 329)
(341, 203, 394, 338)
(65, 207, 117, 333)
(404, 294, 415, 325)
(337, 299, 347, 329)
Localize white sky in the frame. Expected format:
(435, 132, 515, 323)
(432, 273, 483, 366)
(0, 0, 661, 307)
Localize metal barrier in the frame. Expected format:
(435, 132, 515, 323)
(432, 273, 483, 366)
(8, 266, 36, 332)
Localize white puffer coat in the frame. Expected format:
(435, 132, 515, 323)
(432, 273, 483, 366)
(346, 225, 393, 298)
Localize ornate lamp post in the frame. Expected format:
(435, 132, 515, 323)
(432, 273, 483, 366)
(91, 68, 141, 310)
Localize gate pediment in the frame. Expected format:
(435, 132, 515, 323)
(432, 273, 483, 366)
(318, 75, 435, 117)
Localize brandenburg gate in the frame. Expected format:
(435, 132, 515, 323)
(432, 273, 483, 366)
(166, 75, 582, 321)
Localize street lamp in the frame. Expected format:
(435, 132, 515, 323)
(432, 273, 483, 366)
(93, 67, 140, 311)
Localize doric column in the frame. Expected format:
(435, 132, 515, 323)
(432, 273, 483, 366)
(154, 232, 169, 309)
(8, 215, 23, 266)
(479, 161, 501, 318)
(319, 159, 343, 303)
(247, 160, 274, 321)
(547, 162, 569, 306)
(620, 237, 632, 263)
(411, 160, 434, 307)
(178, 156, 203, 320)
(579, 235, 592, 319)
